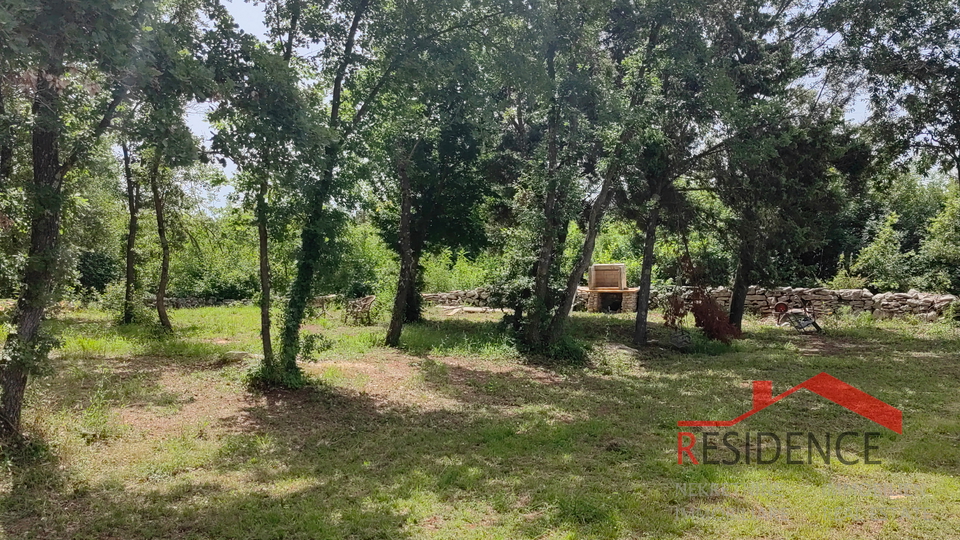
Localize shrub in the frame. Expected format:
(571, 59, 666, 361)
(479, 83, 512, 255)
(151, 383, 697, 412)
(690, 289, 742, 344)
(916, 194, 960, 294)
(76, 251, 120, 294)
(851, 213, 913, 291)
(99, 282, 153, 324)
(822, 266, 868, 290)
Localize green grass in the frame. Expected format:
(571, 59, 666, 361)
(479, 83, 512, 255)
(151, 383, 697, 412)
(2, 305, 959, 539)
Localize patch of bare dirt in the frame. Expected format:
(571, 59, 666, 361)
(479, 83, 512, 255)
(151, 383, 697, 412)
(794, 335, 863, 356)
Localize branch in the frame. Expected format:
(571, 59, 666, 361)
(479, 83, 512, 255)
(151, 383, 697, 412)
(59, 85, 128, 177)
(330, 0, 370, 130)
(346, 9, 508, 135)
(283, 0, 302, 63)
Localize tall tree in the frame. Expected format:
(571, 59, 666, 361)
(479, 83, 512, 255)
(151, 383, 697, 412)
(612, 0, 829, 345)
(121, 141, 141, 324)
(0, 0, 148, 436)
(712, 103, 871, 328)
(488, 0, 660, 352)
(206, 3, 328, 380)
(256, 0, 505, 383)
(371, 44, 488, 345)
(125, 0, 210, 331)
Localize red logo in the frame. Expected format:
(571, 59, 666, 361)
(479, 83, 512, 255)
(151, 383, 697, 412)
(678, 372, 902, 433)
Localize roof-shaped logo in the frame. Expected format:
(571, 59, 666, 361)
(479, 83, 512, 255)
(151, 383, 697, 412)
(678, 372, 902, 433)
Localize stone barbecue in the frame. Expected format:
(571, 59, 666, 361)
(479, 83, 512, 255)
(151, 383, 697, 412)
(580, 263, 639, 313)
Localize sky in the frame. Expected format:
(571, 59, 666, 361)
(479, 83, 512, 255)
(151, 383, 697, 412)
(185, 1, 269, 202)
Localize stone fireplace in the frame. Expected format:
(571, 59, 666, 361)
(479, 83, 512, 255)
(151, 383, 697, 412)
(581, 263, 639, 313)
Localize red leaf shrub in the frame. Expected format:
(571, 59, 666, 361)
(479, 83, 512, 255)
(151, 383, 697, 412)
(689, 289, 742, 344)
(661, 293, 688, 331)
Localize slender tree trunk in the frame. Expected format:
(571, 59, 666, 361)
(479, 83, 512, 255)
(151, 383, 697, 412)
(256, 176, 274, 363)
(1, 71, 63, 436)
(729, 241, 754, 331)
(278, 144, 339, 375)
(525, 113, 561, 347)
(121, 143, 139, 324)
(545, 166, 619, 346)
(386, 157, 416, 347)
(148, 151, 172, 331)
(632, 198, 661, 346)
(403, 258, 422, 323)
(0, 82, 12, 188)
(523, 40, 561, 348)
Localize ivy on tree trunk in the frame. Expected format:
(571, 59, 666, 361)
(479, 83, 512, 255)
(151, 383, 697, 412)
(148, 150, 172, 332)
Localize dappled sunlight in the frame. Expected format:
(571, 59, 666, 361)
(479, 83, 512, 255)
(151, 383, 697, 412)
(3, 306, 960, 538)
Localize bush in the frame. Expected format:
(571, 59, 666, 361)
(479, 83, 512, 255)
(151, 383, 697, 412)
(690, 290, 742, 344)
(916, 194, 960, 294)
(543, 335, 590, 367)
(421, 248, 492, 292)
(76, 251, 120, 294)
(851, 213, 913, 291)
(822, 266, 868, 290)
(99, 282, 153, 324)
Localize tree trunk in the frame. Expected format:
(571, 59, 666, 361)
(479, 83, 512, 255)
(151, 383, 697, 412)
(632, 199, 661, 346)
(525, 138, 560, 346)
(728, 241, 754, 331)
(0, 82, 12, 188)
(523, 43, 561, 349)
(256, 176, 274, 363)
(121, 143, 139, 324)
(148, 151, 172, 331)
(277, 0, 366, 378)
(403, 262, 422, 323)
(386, 156, 416, 347)
(1, 71, 63, 436)
(545, 168, 619, 346)
(278, 144, 339, 375)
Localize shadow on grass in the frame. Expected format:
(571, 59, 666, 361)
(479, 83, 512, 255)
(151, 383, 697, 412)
(5, 310, 960, 538)
(398, 318, 515, 359)
(3, 379, 693, 539)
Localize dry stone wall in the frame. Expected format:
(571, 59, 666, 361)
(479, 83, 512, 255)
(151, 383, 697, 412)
(422, 287, 592, 312)
(421, 288, 492, 306)
(651, 286, 958, 321)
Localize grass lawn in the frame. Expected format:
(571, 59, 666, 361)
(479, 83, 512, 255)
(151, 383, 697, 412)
(1, 305, 959, 539)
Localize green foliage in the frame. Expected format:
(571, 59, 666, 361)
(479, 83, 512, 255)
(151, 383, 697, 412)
(827, 0, 960, 178)
(916, 193, 960, 293)
(76, 251, 120, 295)
(168, 219, 260, 301)
(851, 213, 914, 292)
(314, 222, 398, 299)
(821, 266, 868, 290)
(421, 249, 494, 293)
(99, 282, 152, 325)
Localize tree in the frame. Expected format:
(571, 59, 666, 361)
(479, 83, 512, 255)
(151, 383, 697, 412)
(205, 4, 328, 380)
(713, 104, 871, 328)
(124, 0, 210, 331)
(0, 0, 149, 436)
(852, 212, 914, 292)
(616, 0, 823, 345)
(370, 45, 487, 346)
(487, 0, 670, 353)
(267, 0, 505, 383)
(826, 0, 960, 185)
